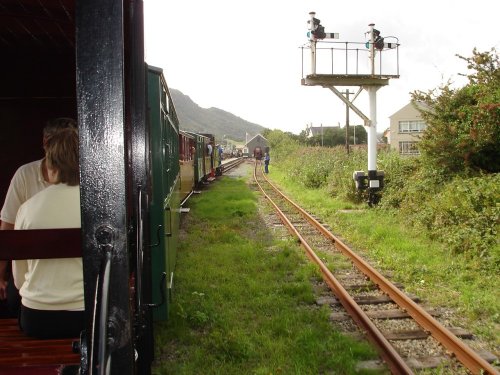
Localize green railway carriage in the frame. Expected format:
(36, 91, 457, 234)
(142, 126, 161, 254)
(188, 132, 212, 184)
(201, 133, 216, 179)
(179, 130, 196, 204)
(146, 65, 180, 321)
(179, 131, 222, 204)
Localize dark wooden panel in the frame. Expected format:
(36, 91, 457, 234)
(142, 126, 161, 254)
(0, 99, 77, 205)
(0, 228, 81, 260)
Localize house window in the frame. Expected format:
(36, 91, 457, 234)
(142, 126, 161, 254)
(399, 141, 420, 155)
(398, 120, 426, 133)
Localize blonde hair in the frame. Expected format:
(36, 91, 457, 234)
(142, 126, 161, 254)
(43, 118, 77, 152)
(45, 128, 80, 186)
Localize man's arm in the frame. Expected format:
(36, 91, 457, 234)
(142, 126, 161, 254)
(0, 221, 14, 300)
(1, 222, 14, 230)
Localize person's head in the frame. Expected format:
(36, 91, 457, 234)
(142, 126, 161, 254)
(45, 127, 80, 186)
(43, 117, 77, 151)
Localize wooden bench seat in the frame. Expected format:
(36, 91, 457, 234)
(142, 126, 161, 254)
(0, 318, 80, 373)
(0, 229, 83, 373)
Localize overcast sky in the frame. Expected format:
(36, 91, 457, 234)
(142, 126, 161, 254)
(143, 0, 499, 135)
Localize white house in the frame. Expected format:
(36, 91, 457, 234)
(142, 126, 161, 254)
(389, 102, 427, 155)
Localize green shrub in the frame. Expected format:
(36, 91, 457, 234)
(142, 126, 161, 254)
(385, 166, 453, 230)
(325, 147, 366, 202)
(379, 159, 498, 262)
(301, 148, 333, 188)
(284, 147, 334, 189)
(425, 174, 500, 260)
(377, 150, 420, 208)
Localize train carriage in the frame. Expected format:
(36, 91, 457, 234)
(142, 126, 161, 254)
(0, 0, 178, 374)
(187, 132, 212, 185)
(201, 133, 216, 179)
(146, 66, 180, 321)
(179, 130, 196, 204)
(179, 131, 226, 205)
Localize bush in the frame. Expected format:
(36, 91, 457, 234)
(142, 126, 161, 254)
(381, 164, 454, 228)
(325, 147, 366, 202)
(377, 150, 420, 208)
(425, 174, 500, 260)
(381, 166, 499, 263)
(285, 147, 334, 189)
(412, 49, 500, 174)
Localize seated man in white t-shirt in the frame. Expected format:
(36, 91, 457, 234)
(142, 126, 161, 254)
(14, 127, 83, 339)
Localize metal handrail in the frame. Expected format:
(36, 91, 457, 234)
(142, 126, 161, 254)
(301, 39, 400, 78)
(98, 250, 112, 375)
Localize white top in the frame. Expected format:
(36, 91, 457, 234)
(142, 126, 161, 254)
(1, 159, 50, 224)
(14, 184, 84, 311)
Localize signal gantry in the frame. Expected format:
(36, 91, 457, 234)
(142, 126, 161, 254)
(302, 12, 400, 206)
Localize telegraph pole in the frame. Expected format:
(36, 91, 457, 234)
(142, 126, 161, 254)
(341, 90, 354, 154)
(321, 123, 323, 147)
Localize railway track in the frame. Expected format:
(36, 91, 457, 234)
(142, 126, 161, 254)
(221, 156, 245, 173)
(253, 161, 498, 374)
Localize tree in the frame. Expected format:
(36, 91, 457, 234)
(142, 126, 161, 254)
(264, 129, 299, 160)
(349, 125, 367, 145)
(412, 48, 500, 174)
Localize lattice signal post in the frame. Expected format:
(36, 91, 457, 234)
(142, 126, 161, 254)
(302, 12, 400, 206)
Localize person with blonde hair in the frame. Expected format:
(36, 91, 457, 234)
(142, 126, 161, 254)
(0, 118, 77, 318)
(14, 127, 84, 339)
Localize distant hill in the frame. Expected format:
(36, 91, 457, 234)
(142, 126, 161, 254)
(170, 89, 266, 142)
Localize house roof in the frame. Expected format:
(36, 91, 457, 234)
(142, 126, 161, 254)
(307, 126, 338, 136)
(389, 101, 428, 118)
(245, 133, 268, 146)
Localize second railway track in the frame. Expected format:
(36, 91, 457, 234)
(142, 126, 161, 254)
(253, 160, 498, 375)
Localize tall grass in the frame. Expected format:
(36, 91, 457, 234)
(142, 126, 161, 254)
(272, 140, 499, 263)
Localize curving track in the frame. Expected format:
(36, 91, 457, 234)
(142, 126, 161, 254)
(253, 161, 498, 375)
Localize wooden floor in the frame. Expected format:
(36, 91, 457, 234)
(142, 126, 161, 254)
(0, 318, 80, 374)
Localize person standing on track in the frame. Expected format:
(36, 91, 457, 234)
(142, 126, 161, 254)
(264, 152, 270, 174)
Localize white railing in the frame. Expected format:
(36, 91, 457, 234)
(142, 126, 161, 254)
(301, 40, 400, 78)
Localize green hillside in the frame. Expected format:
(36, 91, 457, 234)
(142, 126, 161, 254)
(170, 89, 266, 142)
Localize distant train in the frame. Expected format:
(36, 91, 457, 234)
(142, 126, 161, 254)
(179, 131, 225, 204)
(0, 1, 226, 374)
(253, 147, 263, 160)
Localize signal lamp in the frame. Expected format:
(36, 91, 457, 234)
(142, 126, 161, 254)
(312, 25, 326, 39)
(372, 29, 384, 50)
